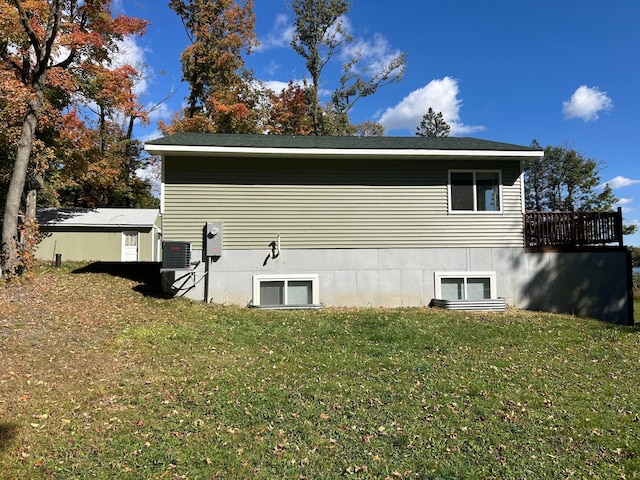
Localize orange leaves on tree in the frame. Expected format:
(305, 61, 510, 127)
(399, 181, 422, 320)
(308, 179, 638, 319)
(80, 64, 140, 114)
(159, 112, 217, 136)
(1, 0, 156, 277)
(168, 0, 258, 132)
(107, 14, 150, 38)
(267, 81, 314, 135)
(207, 97, 255, 133)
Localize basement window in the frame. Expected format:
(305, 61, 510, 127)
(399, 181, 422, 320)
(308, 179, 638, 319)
(252, 274, 320, 308)
(434, 271, 497, 300)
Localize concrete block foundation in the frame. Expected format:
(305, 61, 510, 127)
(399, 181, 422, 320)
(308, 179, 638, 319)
(160, 247, 632, 325)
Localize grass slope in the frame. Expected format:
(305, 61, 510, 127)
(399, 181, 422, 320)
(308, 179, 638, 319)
(1, 263, 639, 479)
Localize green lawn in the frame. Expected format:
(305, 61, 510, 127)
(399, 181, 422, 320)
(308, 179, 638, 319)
(1, 263, 639, 479)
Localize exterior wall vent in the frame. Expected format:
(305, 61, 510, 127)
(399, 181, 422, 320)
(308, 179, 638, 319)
(162, 241, 191, 269)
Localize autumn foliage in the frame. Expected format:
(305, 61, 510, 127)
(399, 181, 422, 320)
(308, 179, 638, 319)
(266, 81, 314, 135)
(167, 0, 259, 133)
(0, 0, 153, 277)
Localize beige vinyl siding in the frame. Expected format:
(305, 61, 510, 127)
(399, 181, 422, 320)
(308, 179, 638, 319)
(163, 156, 524, 249)
(36, 227, 157, 262)
(36, 229, 124, 261)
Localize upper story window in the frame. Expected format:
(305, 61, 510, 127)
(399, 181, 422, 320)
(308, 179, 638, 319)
(449, 170, 501, 212)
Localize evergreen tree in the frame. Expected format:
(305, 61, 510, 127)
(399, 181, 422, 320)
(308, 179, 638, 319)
(524, 142, 617, 212)
(416, 107, 450, 137)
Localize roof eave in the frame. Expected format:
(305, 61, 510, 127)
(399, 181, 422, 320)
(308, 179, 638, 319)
(41, 223, 153, 228)
(144, 144, 544, 159)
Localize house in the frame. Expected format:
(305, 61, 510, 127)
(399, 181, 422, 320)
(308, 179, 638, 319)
(144, 133, 633, 325)
(36, 208, 162, 263)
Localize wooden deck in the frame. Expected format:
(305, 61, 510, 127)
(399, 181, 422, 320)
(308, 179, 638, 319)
(524, 208, 624, 251)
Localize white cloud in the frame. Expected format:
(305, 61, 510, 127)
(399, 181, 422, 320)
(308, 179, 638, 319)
(259, 13, 403, 83)
(603, 176, 640, 189)
(260, 79, 335, 101)
(378, 77, 485, 135)
(113, 36, 151, 97)
(111, 0, 124, 13)
(256, 14, 295, 52)
(136, 162, 161, 197)
(263, 80, 295, 94)
(146, 101, 173, 123)
(615, 199, 634, 215)
(562, 85, 613, 122)
(341, 32, 405, 79)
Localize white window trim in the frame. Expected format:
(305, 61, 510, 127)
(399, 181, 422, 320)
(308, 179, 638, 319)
(434, 271, 497, 299)
(448, 169, 503, 214)
(252, 273, 320, 307)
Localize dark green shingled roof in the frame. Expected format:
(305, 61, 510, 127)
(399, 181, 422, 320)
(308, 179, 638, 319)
(145, 132, 538, 152)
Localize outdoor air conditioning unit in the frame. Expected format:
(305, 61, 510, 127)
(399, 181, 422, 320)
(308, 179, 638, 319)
(162, 241, 191, 269)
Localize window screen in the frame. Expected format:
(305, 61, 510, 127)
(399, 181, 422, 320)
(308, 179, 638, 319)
(466, 278, 491, 300)
(441, 278, 464, 300)
(476, 172, 500, 211)
(287, 280, 313, 305)
(260, 281, 284, 306)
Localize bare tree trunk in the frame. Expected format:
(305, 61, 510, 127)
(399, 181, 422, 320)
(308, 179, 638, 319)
(25, 189, 37, 220)
(1, 102, 40, 275)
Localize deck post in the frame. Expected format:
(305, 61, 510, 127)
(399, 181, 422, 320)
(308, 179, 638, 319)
(616, 207, 624, 247)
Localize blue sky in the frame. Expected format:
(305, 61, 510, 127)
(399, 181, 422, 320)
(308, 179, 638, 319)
(113, 0, 640, 245)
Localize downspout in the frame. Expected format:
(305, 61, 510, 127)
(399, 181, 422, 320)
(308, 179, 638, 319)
(151, 223, 161, 262)
(159, 154, 166, 215)
(519, 159, 525, 215)
(520, 159, 526, 249)
(625, 248, 634, 326)
(206, 256, 211, 303)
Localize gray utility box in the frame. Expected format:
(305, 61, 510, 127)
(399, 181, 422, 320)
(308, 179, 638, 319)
(203, 222, 223, 257)
(162, 241, 191, 269)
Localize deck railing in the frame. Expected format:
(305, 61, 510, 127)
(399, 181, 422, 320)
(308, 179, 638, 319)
(524, 208, 624, 249)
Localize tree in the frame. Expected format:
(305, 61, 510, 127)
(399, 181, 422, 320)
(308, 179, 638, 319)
(266, 81, 314, 135)
(47, 111, 158, 209)
(331, 50, 406, 121)
(416, 107, 450, 137)
(318, 104, 356, 136)
(628, 246, 640, 267)
(290, 0, 349, 135)
(0, 0, 148, 276)
(355, 121, 385, 137)
(168, 0, 259, 133)
(36, 58, 161, 209)
(524, 142, 617, 212)
(290, 0, 405, 136)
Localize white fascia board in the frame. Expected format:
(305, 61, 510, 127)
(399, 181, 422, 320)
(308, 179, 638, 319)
(144, 144, 544, 159)
(44, 223, 151, 228)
